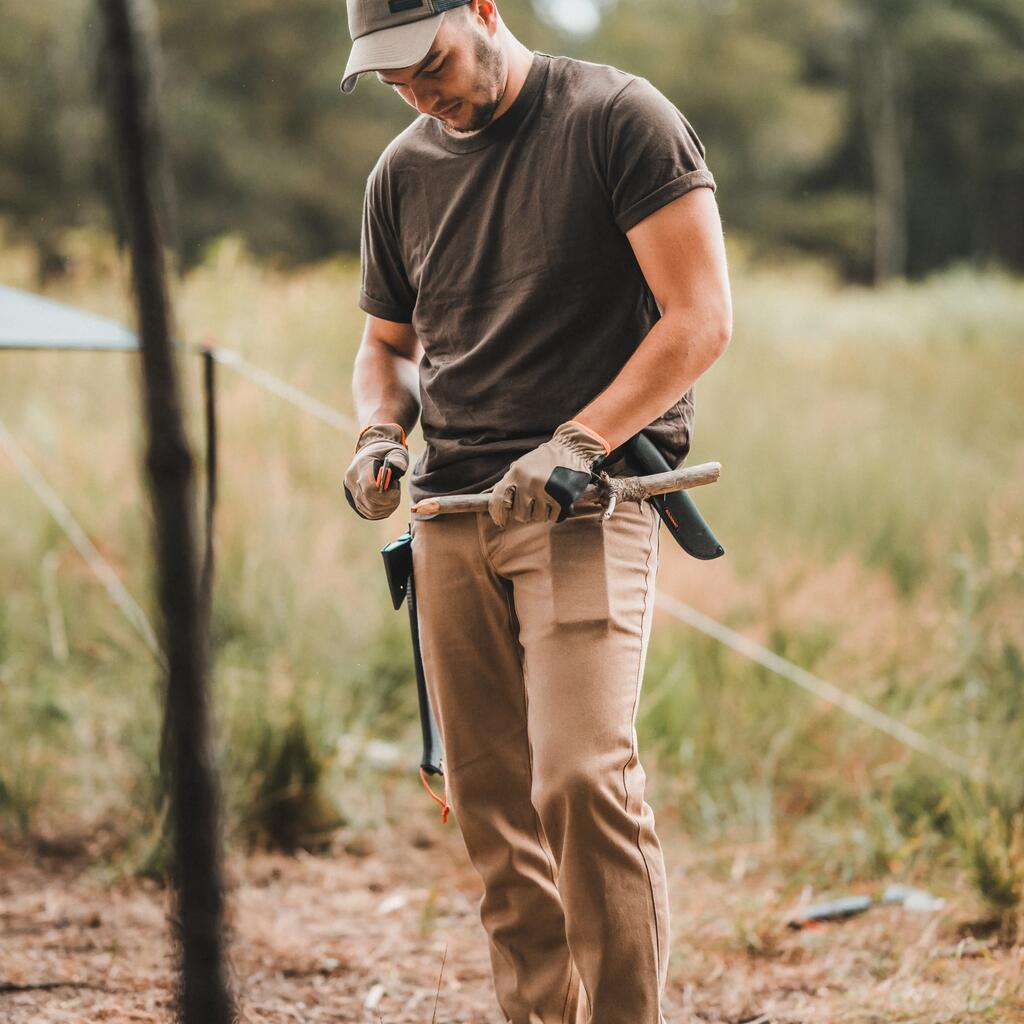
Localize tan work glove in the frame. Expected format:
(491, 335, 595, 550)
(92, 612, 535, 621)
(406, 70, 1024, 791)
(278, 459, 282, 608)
(487, 419, 611, 527)
(343, 423, 410, 520)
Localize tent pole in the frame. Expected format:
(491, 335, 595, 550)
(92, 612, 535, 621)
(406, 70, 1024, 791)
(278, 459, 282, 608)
(201, 347, 217, 621)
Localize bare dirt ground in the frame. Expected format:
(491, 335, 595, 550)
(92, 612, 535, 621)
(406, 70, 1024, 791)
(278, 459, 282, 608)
(2, 785, 1022, 1024)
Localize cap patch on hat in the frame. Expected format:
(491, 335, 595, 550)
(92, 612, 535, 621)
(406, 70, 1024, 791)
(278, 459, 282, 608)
(389, 0, 424, 11)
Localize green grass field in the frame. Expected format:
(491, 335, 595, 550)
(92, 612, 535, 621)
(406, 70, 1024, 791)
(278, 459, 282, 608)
(1, 233, 1022, 918)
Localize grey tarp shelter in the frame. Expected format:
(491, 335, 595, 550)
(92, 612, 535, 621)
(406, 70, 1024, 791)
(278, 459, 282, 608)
(0, 283, 219, 609)
(0, 284, 139, 351)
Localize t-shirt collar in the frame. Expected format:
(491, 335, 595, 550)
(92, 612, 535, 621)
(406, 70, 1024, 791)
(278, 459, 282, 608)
(430, 50, 550, 154)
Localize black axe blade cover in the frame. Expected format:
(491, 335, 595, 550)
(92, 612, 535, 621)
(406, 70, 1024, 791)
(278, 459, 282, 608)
(621, 432, 725, 560)
(381, 531, 445, 775)
(381, 530, 413, 609)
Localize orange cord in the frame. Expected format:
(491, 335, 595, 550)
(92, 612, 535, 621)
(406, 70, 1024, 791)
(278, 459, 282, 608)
(419, 763, 451, 824)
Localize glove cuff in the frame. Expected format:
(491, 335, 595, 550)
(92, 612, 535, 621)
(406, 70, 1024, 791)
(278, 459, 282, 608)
(555, 419, 612, 466)
(355, 422, 407, 451)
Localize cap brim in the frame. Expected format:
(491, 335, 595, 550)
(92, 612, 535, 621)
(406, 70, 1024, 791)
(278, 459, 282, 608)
(341, 11, 445, 94)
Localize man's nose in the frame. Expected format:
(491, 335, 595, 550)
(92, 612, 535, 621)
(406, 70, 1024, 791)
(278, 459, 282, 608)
(408, 84, 442, 115)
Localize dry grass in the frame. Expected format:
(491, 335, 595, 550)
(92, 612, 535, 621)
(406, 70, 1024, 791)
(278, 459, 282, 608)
(1, 779, 1022, 1023)
(2, 232, 1024, 1007)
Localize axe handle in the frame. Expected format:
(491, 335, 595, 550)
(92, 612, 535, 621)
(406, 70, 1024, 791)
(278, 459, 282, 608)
(410, 461, 721, 518)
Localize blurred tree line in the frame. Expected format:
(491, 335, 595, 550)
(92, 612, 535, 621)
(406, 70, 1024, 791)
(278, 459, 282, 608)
(0, 0, 1021, 282)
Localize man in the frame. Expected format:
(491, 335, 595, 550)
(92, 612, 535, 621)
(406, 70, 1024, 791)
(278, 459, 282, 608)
(340, 1, 731, 1021)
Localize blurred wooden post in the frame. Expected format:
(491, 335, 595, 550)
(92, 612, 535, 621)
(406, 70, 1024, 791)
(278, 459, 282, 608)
(858, 5, 908, 283)
(97, 0, 234, 1021)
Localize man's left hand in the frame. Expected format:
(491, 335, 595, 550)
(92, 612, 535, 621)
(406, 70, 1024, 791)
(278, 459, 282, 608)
(487, 420, 611, 527)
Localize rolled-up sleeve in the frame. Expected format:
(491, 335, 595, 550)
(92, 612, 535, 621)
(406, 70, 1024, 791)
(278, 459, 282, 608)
(602, 77, 717, 234)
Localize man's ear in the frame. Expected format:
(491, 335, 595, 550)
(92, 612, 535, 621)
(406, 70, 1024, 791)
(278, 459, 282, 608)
(472, 0, 499, 32)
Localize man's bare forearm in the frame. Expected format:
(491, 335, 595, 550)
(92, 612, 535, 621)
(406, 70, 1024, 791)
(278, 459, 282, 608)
(352, 335, 422, 435)
(576, 187, 732, 452)
(576, 307, 731, 451)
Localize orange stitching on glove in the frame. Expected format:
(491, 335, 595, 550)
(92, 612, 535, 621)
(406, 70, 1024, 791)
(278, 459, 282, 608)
(565, 418, 611, 455)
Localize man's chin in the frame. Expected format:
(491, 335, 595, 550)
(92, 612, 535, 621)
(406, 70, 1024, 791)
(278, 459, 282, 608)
(438, 99, 502, 135)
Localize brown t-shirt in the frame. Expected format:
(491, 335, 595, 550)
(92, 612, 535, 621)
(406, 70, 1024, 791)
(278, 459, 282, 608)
(358, 50, 717, 502)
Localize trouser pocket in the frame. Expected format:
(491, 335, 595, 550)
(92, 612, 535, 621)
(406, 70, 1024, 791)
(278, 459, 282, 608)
(548, 514, 610, 627)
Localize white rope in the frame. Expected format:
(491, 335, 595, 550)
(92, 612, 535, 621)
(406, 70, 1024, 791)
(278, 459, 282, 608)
(174, 348, 988, 783)
(0, 417, 165, 665)
(4, 339, 981, 784)
(0, 341, 356, 672)
(205, 346, 357, 433)
(657, 594, 982, 782)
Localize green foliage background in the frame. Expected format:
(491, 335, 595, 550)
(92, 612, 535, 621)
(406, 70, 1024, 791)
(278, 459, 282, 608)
(1, 0, 1021, 279)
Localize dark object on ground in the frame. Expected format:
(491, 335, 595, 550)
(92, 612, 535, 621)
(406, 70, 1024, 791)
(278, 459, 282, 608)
(789, 895, 874, 928)
(789, 885, 946, 928)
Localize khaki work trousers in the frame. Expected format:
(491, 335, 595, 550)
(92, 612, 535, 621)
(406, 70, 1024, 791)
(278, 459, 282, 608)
(410, 497, 670, 1024)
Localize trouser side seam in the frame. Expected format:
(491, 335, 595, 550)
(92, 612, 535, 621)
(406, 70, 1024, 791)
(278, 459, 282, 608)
(620, 503, 662, 998)
(500, 575, 575, 1024)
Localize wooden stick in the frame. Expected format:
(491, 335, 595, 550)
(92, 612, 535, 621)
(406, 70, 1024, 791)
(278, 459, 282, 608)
(411, 461, 721, 518)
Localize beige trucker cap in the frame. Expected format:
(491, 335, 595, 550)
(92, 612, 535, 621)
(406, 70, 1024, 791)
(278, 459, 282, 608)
(341, 0, 472, 94)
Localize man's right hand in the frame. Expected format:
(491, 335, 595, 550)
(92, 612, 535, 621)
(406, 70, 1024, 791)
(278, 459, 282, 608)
(343, 423, 410, 520)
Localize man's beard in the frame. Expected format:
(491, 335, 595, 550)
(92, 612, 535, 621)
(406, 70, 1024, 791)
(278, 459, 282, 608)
(444, 33, 506, 135)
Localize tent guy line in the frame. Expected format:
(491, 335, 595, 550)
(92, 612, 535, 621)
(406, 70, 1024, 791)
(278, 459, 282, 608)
(658, 595, 982, 783)
(0, 415, 164, 664)
(204, 351, 983, 782)
(0, 279, 981, 780)
(202, 345, 357, 434)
